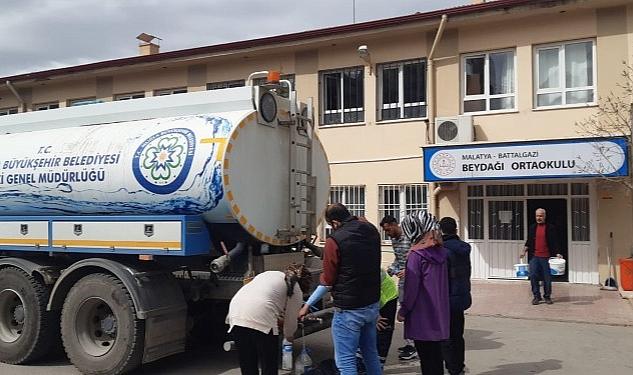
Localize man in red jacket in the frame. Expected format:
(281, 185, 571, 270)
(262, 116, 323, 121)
(521, 208, 562, 305)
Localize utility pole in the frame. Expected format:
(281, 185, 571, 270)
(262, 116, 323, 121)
(353, 0, 356, 23)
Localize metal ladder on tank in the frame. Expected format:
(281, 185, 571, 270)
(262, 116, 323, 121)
(283, 93, 317, 243)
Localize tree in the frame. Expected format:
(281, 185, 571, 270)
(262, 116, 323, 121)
(576, 63, 633, 258)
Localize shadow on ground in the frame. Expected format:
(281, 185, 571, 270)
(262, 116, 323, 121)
(477, 359, 563, 375)
(464, 329, 504, 350)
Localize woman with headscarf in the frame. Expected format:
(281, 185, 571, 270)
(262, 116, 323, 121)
(397, 211, 450, 375)
(226, 263, 312, 375)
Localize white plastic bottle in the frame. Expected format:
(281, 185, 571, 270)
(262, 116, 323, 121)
(294, 347, 312, 374)
(282, 339, 293, 371)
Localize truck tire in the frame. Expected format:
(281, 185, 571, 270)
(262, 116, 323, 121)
(61, 273, 145, 375)
(0, 267, 57, 364)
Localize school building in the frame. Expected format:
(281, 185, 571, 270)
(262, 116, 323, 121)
(1, 0, 633, 285)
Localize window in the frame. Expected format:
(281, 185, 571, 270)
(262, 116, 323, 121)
(322, 185, 365, 238)
(68, 97, 98, 107)
(114, 92, 145, 101)
(467, 185, 484, 240)
(378, 59, 426, 120)
(33, 102, 59, 111)
(535, 40, 595, 107)
(485, 184, 524, 197)
(467, 199, 484, 240)
(488, 200, 524, 240)
(154, 87, 187, 96)
(320, 67, 364, 125)
(378, 184, 429, 240)
(527, 183, 568, 196)
(571, 182, 590, 241)
(0, 107, 18, 116)
(206, 80, 245, 90)
(463, 50, 515, 113)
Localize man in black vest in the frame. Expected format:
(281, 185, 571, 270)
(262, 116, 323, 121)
(439, 217, 472, 375)
(300, 203, 382, 375)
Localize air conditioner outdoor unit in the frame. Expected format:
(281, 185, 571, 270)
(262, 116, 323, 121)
(435, 115, 473, 144)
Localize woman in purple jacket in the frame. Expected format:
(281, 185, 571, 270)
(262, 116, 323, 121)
(397, 211, 450, 375)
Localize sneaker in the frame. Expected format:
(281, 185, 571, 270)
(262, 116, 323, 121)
(544, 298, 553, 305)
(397, 344, 410, 353)
(398, 346, 417, 360)
(532, 298, 541, 305)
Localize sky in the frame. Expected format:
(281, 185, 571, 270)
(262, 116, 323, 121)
(0, 0, 469, 78)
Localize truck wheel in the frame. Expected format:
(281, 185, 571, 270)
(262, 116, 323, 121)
(61, 273, 144, 375)
(0, 267, 57, 364)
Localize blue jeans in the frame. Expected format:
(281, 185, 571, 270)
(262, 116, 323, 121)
(332, 302, 381, 375)
(529, 256, 552, 299)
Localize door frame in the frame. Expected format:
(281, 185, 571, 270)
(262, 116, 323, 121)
(460, 180, 598, 283)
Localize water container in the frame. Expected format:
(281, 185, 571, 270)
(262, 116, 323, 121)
(294, 347, 313, 374)
(514, 263, 529, 278)
(549, 257, 566, 275)
(282, 339, 293, 370)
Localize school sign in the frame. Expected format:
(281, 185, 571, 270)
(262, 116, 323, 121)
(423, 137, 629, 182)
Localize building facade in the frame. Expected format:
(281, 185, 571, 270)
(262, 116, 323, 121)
(1, 0, 632, 284)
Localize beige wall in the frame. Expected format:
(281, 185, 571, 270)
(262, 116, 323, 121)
(2, 0, 631, 284)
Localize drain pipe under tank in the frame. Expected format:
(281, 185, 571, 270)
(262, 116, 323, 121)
(427, 14, 448, 218)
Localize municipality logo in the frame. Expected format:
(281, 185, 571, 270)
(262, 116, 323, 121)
(133, 128, 196, 194)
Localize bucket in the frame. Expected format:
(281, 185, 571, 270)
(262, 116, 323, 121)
(514, 263, 529, 278)
(620, 258, 633, 291)
(549, 257, 566, 276)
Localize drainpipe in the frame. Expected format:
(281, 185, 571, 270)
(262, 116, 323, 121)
(5, 81, 24, 112)
(427, 14, 448, 218)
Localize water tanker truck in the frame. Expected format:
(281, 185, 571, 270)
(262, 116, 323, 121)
(0, 71, 330, 374)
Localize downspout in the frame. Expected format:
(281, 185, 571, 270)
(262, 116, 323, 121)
(427, 14, 448, 218)
(5, 81, 24, 112)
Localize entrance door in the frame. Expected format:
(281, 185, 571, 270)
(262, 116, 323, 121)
(527, 199, 568, 282)
(488, 200, 525, 278)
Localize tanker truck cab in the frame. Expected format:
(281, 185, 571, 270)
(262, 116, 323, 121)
(0, 71, 331, 375)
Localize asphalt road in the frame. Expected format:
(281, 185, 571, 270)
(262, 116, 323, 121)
(2, 314, 633, 374)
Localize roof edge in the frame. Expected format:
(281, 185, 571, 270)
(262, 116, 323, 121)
(1, 0, 553, 83)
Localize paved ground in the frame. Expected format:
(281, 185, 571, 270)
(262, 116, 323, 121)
(2, 281, 633, 374)
(468, 280, 633, 326)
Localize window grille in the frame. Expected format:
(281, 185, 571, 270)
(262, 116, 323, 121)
(320, 67, 364, 125)
(154, 87, 187, 96)
(33, 102, 60, 111)
(467, 199, 484, 240)
(527, 183, 568, 196)
(322, 185, 365, 238)
(378, 184, 429, 240)
(0, 107, 18, 116)
(467, 185, 484, 197)
(206, 80, 245, 90)
(114, 92, 145, 101)
(571, 183, 589, 195)
(571, 197, 590, 241)
(485, 184, 524, 197)
(488, 200, 524, 240)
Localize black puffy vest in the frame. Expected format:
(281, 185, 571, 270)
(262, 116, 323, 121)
(329, 217, 381, 309)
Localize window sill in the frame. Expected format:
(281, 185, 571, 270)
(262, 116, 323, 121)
(532, 103, 597, 111)
(376, 117, 428, 125)
(463, 109, 519, 116)
(319, 122, 366, 129)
